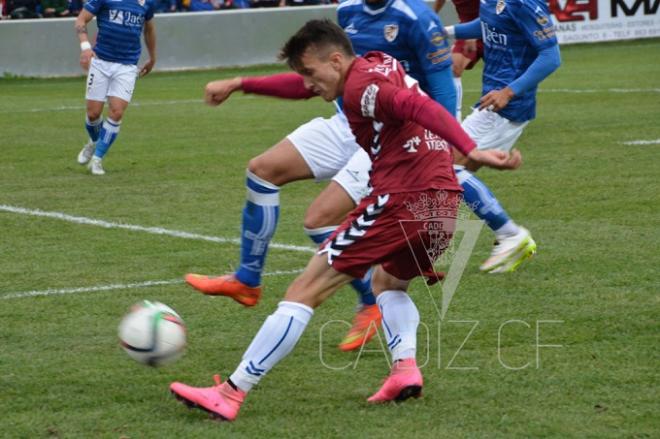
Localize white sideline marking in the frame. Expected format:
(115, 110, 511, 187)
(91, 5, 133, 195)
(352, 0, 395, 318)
(3, 88, 659, 114)
(621, 139, 660, 145)
(0, 204, 315, 254)
(0, 96, 257, 114)
(536, 88, 660, 94)
(0, 269, 304, 300)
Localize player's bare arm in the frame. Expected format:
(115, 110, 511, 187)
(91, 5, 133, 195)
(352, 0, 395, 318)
(140, 20, 157, 77)
(75, 9, 95, 71)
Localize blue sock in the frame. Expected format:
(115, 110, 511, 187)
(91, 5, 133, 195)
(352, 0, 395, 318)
(85, 116, 102, 142)
(93, 118, 121, 159)
(455, 166, 519, 237)
(235, 170, 280, 287)
(304, 226, 376, 306)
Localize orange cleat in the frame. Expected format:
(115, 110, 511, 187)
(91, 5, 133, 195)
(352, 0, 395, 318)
(367, 358, 423, 403)
(185, 273, 261, 307)
(170, 374, 246, 422)
(339, 304, 381, 352)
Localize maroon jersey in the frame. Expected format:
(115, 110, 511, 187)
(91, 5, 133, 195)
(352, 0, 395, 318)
(453, 0, 480, 22)
(342, 52, 475, 196)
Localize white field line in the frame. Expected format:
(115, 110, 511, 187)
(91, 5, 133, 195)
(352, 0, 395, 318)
(0, 95, 257, 114)
(621, 139, 660, 145)
(3, 88, 659, 114)
(534, 88, 660, 94)
(0, 269, 304, 300)
(0, 204, 315, 254)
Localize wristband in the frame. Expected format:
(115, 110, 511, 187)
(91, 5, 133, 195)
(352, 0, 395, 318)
(80, 41, 92, 51)
(445, 25, 455, 38)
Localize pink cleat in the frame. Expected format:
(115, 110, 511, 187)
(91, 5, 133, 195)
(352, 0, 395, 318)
(170, 374, 246, 421)
(367, 358, 423, 403)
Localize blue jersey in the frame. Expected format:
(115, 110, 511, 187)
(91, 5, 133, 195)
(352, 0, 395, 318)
(479, 0, 558, 122)
(337, 0, 452, 96)
(85, 0, 155, 65)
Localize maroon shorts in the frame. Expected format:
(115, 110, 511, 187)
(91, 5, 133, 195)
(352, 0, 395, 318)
(319, 190, 462, 280)
(451, 39, 484, 70)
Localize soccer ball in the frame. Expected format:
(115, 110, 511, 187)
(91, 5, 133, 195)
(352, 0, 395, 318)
(118, 300, 186, 367)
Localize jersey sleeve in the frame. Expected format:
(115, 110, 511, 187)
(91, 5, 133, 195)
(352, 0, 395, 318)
(407, 13, 452, 73)
(513, 0, 559, 51)
(145, 1, 156, 20)
(241, 73, 317, 100)
(337, 5, 348, 29)
(84, 0, 103, 15)
(346, 75, 475, 156)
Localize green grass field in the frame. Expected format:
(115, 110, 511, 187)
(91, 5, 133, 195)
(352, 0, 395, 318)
(1, 38, 659, 438)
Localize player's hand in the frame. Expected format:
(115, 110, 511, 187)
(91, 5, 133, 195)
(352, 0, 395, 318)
(79, 49, 95, 71)
(463, 39, 477, 55)
(478, 87, 515, 112)
(467, 148, 522, 170)
(139, 58, 155, 77)
(204, 77, 242, 106)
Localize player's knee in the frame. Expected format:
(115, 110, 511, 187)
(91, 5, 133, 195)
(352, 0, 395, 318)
(303, 207, 332, 230)
(107, 108, 125, 122)
(247, 155, 277, 182)
(453, 152, 470, 167)
(86, 108, 102, 121)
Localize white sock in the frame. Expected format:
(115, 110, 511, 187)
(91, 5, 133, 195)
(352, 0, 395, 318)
(494, 220, 521, 240)
(229, 301, 313, 392)
(453, 76, 463, 121)
(376, 290, 419, 362)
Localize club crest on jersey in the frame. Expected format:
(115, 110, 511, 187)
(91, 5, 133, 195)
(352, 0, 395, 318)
(384, 24, 399, 42)
(431, 32, 446, 46)
(496, 0, 506, 14)
(537, 15, 549, 25)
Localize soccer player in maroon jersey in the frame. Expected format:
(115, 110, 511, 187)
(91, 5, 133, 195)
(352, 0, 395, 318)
(170, 19, 519, 421)
(435, 0, 482, 120)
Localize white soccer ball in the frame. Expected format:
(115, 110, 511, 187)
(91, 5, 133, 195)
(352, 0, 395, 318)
(118, 300, 186, 367)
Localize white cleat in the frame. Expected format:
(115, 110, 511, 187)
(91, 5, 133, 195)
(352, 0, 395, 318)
(480, 226, 537, 274)
(88, 156, 106, 175)
(77, 140, 96, 165)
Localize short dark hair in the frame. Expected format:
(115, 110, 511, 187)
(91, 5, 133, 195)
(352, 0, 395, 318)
(279, 19, 355, 72)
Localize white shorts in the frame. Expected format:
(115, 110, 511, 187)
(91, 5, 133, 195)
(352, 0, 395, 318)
(287, 113, 371, 204)
(462, 108, 529, 152)
(85, 57, 139, 103)
(332, 147, 372, 204)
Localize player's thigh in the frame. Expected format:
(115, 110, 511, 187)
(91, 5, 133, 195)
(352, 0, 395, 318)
(304, 181, 357, 230)
(371, 265, 410, 295)
(304, 148, 372, 229)
(285, 253, 353, 308)
(85, 58, 111, 104)
(287, 114, 360, 182)
(462, 109, 528, 152)
(106, 63, 139, 105)
(248, 138, 314, 186)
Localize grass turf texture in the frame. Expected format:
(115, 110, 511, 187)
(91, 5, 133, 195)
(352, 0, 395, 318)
(0, 38, 658, 437)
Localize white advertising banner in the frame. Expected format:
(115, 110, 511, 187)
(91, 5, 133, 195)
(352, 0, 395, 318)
(548, 0, 660, 43)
